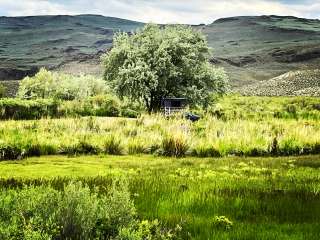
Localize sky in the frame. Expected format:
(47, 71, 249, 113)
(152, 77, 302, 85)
(0, 0, 319, 24)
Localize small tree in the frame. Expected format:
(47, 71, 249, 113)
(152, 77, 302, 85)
(103, 24, 228, 113)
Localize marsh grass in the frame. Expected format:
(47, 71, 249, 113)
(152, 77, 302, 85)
(103, 135, 124, 155)
(0, 155, 320, 239)
(0, 113, 319, 160)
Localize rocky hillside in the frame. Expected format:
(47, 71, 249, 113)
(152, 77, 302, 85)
(199, 15, 320, 88)
(238, 70, 320, 96)
(0, 14, 319, 95)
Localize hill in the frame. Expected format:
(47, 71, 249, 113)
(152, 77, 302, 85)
(238, 70, 320, 96)
(200, 15, 320, 88)
(0, 15, 143, 79)
(0, 14, 319, 94)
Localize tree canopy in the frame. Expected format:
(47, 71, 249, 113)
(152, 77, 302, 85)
(103, 24, 228, 112)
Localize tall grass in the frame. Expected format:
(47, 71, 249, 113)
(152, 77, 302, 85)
(1, 155, 320, 239)
(0, 114, 319, 160)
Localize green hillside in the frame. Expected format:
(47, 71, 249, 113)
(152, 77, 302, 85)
(0, 14, 143, 79)
(0, 14, 319, 93)
(200, 15, 320, 88)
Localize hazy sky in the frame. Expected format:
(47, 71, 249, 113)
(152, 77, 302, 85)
(0, 0, 319, 24)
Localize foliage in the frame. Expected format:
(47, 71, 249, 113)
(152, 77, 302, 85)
(0, 95, 139, 120)
(0, 111, 319, 160)
(212, 216, 233, 230)
(103, 24, 228, 112)
(1, 155, 320, 239)
(0, 181, 135, 239)
(161, 132, 189, 158)
(209, 95, 320, 120)
(0, 83, 6, 98)
(0, 98, 58, 120)
(59, 94, 121, 117)
(118, 220, 182, 240)
(0, 179, 181, 240)
(18, 68, 107, 100)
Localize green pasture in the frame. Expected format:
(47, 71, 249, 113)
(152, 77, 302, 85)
(1, 154, 320, 239)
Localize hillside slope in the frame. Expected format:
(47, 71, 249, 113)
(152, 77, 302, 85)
(238, 70, 320, 96)
(0, 15, 143, 79)
(0, 14, 319, 94)
(200, 15, 320, 88)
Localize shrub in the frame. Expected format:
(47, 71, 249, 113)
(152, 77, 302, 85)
(118, 219, 182, 240)
(0, 98, 58, 120)
(0, 181, 136, 239)
(121, 108, 140, 118)
(0, 141, 26, 160)
(212, 216, 233, 230)
(59, 140, 99, 156)
(90, 95, 121, 117)
(59, 95, 121, 117)
(18, 68, 107, 100)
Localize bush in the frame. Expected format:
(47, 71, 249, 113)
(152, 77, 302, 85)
(212, 216, 233, 230)
(121, 108, 140, 118)
(59, 94, 121, 117)
(0, 180, 178, 239)
(118, 219, 182, 240)
(0, 181, 135, 239)
(0, 98, 58, 120)
(18, 68, 107, 100)
(128, 138, 147, 155)
(0, 94, 126, 120)
(191, 145, 221, 158)
(0, 141, 26, 160)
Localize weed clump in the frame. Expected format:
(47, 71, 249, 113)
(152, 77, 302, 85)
(103, 135, 123, 155)
(212, 216, 233, 230)
(161, 133, 189, 158)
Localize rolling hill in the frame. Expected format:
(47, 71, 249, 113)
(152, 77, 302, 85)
(0, 14, 319, 95)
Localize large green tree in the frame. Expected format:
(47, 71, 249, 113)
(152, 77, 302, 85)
(103, 24, 228, 112)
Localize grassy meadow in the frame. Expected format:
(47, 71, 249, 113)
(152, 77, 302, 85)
(0, 95, 319, 239)
(1, 155, 320, 239)
(0, 113, 319, 160)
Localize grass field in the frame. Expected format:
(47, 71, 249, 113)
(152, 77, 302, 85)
(1, 154, 320, 239)
(0, 95, 319, 239)
(0, 113, 319, 160)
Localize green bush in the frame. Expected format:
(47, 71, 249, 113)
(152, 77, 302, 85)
(118, 219, 181, 240)
(0, 98, 58, 120)
(59, 94, 121, 117)
(0, 141, 26, 160)
(121, 108, 140, 118)
(212, 216, 233, 230)
(18, 68, 107, 100)
(0, 180, 178, 239)
(0, 181, 135, 239)
(0, 95, 129, 120)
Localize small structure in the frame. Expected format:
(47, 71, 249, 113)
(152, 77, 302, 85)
(162, 98, 187, 117)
